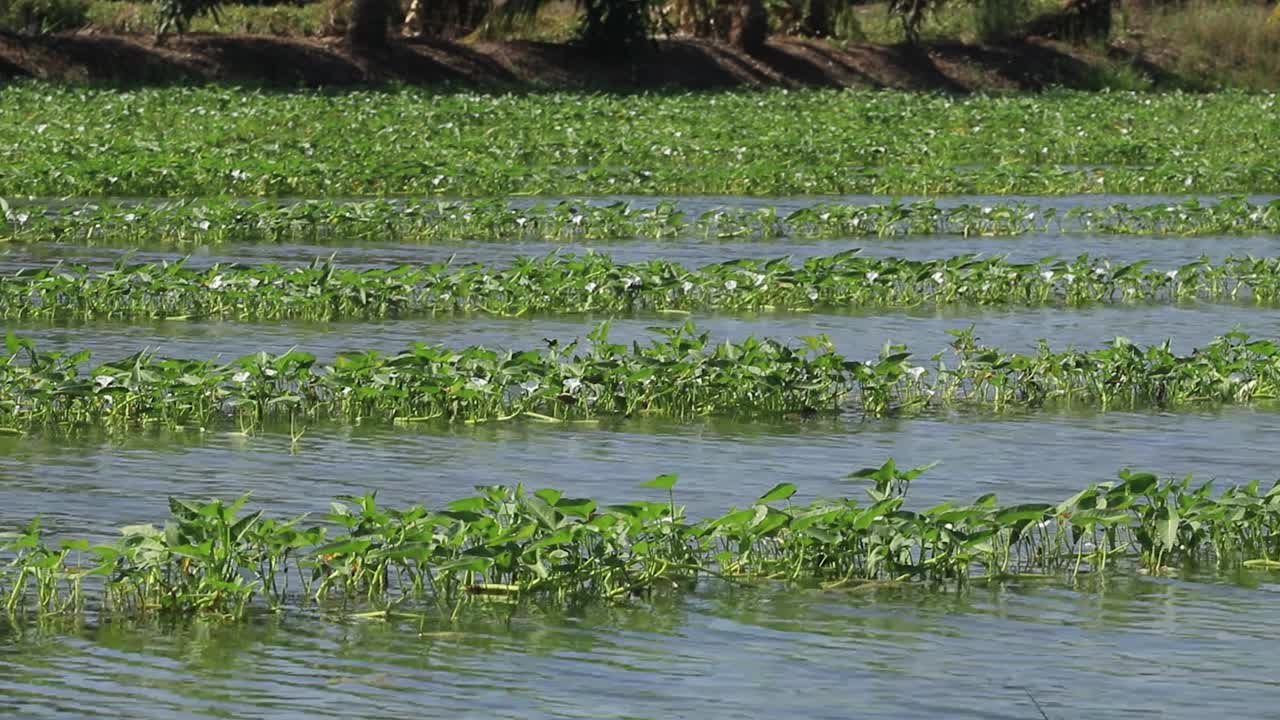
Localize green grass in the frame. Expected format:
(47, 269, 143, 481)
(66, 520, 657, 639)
(1125, 0, 1280, 92)
(83, 0, 333, 35)
(1, 86, 1277, 197)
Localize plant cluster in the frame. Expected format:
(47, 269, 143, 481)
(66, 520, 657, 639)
(2, 87, 1276, 197)
(6, 460, 1280, 622)
(2, 326, 1279, 432)
(6, 197, 1280, 244)
(7, 252, 1280, 322)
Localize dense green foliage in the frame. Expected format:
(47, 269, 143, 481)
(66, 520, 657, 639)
(6, 197, 1280, 244)
(3, 327, 1279, 432)
(7, 252, 1280, 321)
(6, 459, 1280, 621)
(2, 87, 1277, 197)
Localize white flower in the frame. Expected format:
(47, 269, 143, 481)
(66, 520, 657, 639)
(1094, 267, 1108, 277)
(196, 220, 210, 231)
(94, 375, 114, 388)
(807, 289, 818, 301)
(124, 213, 137, 223)
(865, 271, 879, 283)
(1166, 270, 1178, 280)
(724, 280, 738, 291)
(515, 217, 527, 226)
(907, 366, 926, 381)
(14, 212, 30, 225)
(1040, 270, 1054, 282)
(681, 281, 694, 293)
(584, 282, 597, 293)
(748, 272, 766, 287)
(520, 379, 540, 393)
(624, 275, 641, 289)
(208, 274, 224, 290)
(563, 377, 582, 393)
(931, 271, 946, 285)
(981, 206, 992, 215)
(1064, 274, 1075, 284)
(467, 377, 489, 390)
(571, 214, 584, 226)
(1184, 176, 1194, 187)
(232, 371, 251, 383)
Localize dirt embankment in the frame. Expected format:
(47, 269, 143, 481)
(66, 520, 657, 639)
(0, 31, 1176, 91)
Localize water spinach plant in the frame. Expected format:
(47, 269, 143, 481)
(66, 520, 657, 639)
(5, 252, 1280, 322)
(5, 197, 1280, 244)
(1, 87, 1278, 197)
(2, 327, 1279, 432)
(6, 460, 1280, 623)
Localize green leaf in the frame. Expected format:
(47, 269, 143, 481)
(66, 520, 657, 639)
(757, 482, 797, 504)
(1156, 506, 1180, 553)
(641, 473, 679, 491)
(445, 496, 488, 513)
(519, 493, 560, 530)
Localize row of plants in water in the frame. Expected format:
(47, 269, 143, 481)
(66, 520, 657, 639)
(4, 459, 1279, 621)
(5, 197, 1280, 244)
(2, 325, 1278, 432)
(8, 252, 1280, 321)
(1, 87, 1276, 197)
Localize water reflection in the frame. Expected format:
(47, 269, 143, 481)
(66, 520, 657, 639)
(4, 575, 1280, 719)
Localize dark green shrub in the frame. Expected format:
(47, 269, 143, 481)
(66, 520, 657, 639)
(0, 0, 88, 33)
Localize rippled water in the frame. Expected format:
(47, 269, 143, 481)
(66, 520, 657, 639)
(4, 575, 1280, 719)
(4, 194, 1280, 717)
(12, 302, 1280, 362)
(4, 232, 1280, 273)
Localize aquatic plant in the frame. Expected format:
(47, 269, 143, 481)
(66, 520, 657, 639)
(6, 251, 1280, 322)
(5, 460, 1280, 622)
(1, 87, 1276, 197)
(2, 326, 1278, 432)
(5, 197, 1280, 244)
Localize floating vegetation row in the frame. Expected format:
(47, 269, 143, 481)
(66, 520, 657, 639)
(3, 326, 1279, 432)
(8, 252, 1280, 322)
(2, 87, 1277, 196)
(5, 197, 1280, 244)
(5, 459, 1280, 621)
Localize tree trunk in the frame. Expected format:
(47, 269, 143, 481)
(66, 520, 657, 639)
(802, 0, 830, 37)
(348, 0, 395, 48)
(1063, 0, 1112, 41)
(729, 0, 767, 53)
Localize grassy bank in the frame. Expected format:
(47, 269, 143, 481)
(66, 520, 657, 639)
(2, 0, 1267, 91)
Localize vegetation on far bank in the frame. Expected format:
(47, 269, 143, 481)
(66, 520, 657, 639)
(1, 0, 1279, 90)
